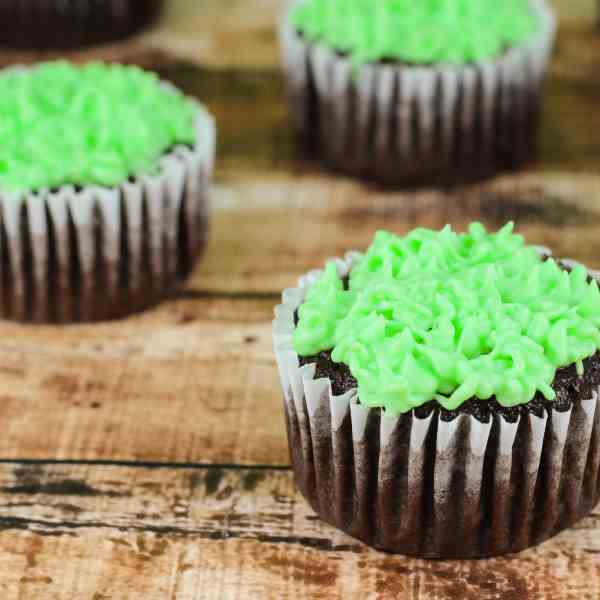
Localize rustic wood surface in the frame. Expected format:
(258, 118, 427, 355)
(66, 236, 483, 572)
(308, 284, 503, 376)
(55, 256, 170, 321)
(0, 1, 599, 598)
(0, 462, 599, 600)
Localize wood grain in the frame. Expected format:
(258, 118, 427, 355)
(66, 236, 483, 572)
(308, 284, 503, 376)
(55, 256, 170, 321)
(0, 3, 599, 597)
(0, 295, 289, 465)
(0, 22, 598, 465)
(3, 172, 600, 465)
(0, 462, 599, 600)
(201, 172, 600, 295)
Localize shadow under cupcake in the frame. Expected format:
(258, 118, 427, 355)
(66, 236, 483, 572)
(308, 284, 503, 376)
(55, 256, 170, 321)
(0, 61, 216, 323)
(280, 0, 557, 186)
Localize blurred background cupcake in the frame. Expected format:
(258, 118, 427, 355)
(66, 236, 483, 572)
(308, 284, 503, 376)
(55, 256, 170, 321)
(280, 0, 557, 186)
(0, 61, 215, 323)
(0, 0, 164, 50)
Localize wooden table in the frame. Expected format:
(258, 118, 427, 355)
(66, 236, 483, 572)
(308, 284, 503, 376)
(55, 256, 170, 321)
(1, 1, 600, 598)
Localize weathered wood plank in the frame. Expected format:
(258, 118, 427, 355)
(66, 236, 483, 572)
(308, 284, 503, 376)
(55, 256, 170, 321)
(0, 17, 597, 467)
(199, 172, 600, 295)
(4, 172, 600, 465)
(0, 462, 598, 600)
(0, 296, 287, 465)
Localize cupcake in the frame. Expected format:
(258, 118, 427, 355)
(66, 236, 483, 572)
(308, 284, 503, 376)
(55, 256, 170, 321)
(273, 223, 600, 558)
(0, 61, 216, 323)
(280, 0, 557, 185)
(0, 0, 163, 50)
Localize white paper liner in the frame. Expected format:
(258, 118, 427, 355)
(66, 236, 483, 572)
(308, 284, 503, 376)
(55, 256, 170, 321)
(279, 0, 557, 185)
(273, 248, 600, 558)
(0, 99, 215, 323)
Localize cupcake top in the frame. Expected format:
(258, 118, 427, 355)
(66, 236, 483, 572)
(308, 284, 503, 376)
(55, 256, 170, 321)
(294, 223, 600, 415)
(0, 61, 198, 193)
(291, 0, 539, 66)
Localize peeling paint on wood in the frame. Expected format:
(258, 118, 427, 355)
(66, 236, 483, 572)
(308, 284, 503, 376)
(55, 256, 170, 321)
(0, 1, 598, 598)
(0, 463, 598, 599)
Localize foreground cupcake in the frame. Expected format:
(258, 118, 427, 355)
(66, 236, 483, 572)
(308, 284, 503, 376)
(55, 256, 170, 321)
(273, 223, 600, 557)
(0, 1, 163, 50)
(280, 0, 557, 185)
(0, 61, 216, 323)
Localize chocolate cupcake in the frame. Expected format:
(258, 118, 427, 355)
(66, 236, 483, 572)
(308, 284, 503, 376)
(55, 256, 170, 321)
(273, 223, 600, 558)
(0, 61, 215, 323)
(0, 1, 163, 50)
(280, 0, 557, 185)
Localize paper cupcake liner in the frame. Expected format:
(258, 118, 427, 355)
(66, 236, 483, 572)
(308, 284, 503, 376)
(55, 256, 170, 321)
(273, 250, 600, 558)
(279, 0, 557, 185)
(0, 104, 215, 323)
(0, 0, 163, 50)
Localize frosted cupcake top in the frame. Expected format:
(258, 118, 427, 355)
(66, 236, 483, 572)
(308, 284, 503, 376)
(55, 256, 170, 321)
(0, 61, 198, 193)
(293, 223, 600, 415)
(291, 0, 539, 66)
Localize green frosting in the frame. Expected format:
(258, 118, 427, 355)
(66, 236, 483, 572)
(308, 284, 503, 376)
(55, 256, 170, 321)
(293, 223, 600, 414)
(291, 0, 538, 66)
(0, 61, 198, 193)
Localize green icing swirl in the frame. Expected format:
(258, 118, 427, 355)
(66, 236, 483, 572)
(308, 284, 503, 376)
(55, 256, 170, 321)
(0, 61, 198, 193)
(293, 223, 600, 414)
(291, 0, 539, 66)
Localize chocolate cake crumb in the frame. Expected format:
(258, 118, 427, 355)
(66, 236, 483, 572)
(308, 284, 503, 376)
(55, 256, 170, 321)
(299, 349, 600, 424)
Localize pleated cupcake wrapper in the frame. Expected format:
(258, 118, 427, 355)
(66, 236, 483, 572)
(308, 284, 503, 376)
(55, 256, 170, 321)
(0, 104, 215, 323)
(7, 0, 144, 22)
(0, 0, 163, 49)
(279, 0, 556, 184)
(273, 249, 600, 558)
